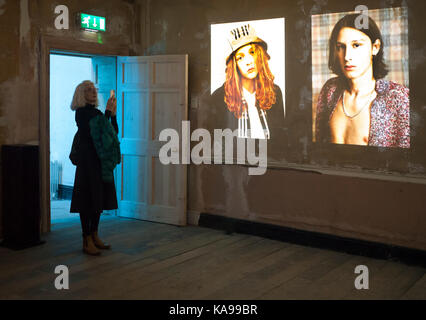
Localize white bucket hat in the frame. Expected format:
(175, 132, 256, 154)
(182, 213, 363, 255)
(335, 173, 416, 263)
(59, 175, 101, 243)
(225, 24, 268, 64)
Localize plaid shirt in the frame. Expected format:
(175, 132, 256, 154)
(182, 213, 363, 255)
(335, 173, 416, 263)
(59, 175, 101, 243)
(311, 7, 409, 139)
(315, 77, 410, 148)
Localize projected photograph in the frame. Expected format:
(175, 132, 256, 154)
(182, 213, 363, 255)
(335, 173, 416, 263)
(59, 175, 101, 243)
(312, 8, 410, 148)
(209, 18, 285, 140)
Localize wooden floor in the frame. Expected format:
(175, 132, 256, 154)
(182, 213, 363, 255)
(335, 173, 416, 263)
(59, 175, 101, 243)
(0, 214, 425, 300)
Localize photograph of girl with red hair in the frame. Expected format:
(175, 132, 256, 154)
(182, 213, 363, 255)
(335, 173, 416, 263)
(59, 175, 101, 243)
(208, 20, 285, 146)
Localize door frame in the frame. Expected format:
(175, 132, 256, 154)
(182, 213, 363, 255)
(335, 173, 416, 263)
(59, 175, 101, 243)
(39, 35, 129, 233)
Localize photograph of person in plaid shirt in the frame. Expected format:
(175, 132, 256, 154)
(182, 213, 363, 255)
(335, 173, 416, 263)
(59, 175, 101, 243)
(313, 9, 410, 148)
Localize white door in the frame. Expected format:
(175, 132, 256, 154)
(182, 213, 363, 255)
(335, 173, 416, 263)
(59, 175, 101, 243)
(116, 55, 188, 226)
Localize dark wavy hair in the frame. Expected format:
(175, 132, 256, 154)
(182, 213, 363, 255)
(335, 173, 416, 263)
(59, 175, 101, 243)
(328, 13, 388, 80)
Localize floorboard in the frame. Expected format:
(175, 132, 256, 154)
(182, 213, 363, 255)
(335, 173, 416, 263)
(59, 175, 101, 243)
(0, 213, 424, 300)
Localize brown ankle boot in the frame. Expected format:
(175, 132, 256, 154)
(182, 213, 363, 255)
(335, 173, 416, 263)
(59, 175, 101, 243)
(83, 235, 101, 255)
(92, 231, 111, 250)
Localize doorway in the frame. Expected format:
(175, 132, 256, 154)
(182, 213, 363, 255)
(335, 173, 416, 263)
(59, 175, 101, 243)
(40, 37, 188, 233)
(49, 52, 117, 225)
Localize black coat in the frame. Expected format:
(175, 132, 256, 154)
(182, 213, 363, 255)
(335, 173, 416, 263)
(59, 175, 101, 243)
(203, 84, 286, 157)
(70, 105, 119, 213)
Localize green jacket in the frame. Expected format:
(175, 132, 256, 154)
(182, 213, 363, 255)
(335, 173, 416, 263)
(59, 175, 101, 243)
(89, 114, 121, 182)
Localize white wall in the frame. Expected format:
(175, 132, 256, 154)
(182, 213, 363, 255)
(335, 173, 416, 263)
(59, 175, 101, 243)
(50, 54, 93, 187)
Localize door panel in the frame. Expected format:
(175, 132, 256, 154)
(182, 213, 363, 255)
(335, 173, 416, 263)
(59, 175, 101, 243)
(117, 55, 188, 226)
(153, 61, 185, 86)
(152, 92, 180, 140)
(122, 155, 147, 202)
(92, 56, 117, 113)
(152, 157, 177, 207)
(122, 91, 149, 140)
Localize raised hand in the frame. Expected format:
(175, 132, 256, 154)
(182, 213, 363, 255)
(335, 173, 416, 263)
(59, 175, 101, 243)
(106, 96, 117, 116)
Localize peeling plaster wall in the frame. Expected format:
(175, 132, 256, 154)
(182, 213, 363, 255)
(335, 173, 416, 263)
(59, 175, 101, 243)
(0, 0, 424, 251)
(0, 0, 138, 144)
(142, 0, 426, 250)
(0, 0, 139, 237)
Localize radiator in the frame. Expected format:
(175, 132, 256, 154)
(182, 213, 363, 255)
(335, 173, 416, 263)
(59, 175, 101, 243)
(50, 161, 62, 200)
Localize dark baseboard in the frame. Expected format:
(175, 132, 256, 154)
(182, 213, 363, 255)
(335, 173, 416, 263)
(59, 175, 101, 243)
(198, 213, 426, 268)
(58, 184, 73, 200)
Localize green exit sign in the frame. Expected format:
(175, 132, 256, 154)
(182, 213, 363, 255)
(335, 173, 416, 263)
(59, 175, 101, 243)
(80, 13, 106, 32)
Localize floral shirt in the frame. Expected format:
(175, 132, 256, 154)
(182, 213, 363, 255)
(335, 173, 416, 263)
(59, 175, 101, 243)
(315, 77, 410, 148)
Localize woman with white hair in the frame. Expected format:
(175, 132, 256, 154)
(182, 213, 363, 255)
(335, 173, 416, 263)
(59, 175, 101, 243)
(69, 80, 120, 256)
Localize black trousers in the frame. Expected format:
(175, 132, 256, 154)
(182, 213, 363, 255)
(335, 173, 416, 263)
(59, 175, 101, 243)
(79, 211, 102, 236)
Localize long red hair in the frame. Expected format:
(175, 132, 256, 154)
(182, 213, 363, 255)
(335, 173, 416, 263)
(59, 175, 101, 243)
(224, 43, 276, 118)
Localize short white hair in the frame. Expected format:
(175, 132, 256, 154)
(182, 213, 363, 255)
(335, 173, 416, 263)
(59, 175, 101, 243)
(70, 80, 99, 111)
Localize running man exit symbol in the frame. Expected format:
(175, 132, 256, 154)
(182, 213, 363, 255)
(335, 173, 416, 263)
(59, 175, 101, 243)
(80, 13, 106, 32)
